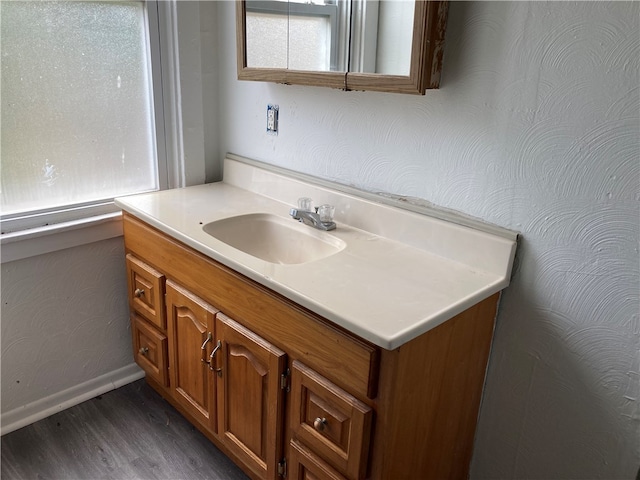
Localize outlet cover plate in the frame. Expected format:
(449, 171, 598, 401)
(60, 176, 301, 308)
(267, 104, 278, 135)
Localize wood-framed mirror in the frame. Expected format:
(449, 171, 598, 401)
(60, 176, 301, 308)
(236, 0, 449, 95)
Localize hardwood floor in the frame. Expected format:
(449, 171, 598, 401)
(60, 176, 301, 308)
(1, 379, 249, 480)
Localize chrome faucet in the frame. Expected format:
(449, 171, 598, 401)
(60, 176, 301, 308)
(290, 204, 336, 231)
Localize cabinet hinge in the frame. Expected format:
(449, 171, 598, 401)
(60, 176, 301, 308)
(277, 458, 287, 478)
(280, 368, 290, 392)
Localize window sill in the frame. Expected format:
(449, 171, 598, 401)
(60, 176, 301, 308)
(1, 212, 124, 264)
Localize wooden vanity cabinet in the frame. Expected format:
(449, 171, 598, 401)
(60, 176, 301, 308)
(123, 212, 499, 480)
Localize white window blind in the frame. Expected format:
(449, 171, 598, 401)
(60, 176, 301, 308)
(0, 0, 166, 233)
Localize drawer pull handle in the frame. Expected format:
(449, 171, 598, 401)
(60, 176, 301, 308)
(139, 347, 149, 355)
(134, 288, 145, 298)
(313, 417, 327, 432)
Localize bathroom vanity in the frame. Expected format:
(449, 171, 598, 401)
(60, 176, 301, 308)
(116, 155, 517, 480)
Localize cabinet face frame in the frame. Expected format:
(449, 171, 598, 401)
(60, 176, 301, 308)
(166, 280, 218, 432)
(236, 0, 449, 95)
(216, 313, 287, 480)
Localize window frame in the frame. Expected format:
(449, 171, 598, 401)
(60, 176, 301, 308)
(0, 0, 170, 238)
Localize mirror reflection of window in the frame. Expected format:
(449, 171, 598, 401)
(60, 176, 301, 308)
(246, 11, 331, 70)
(244, 0, 415, 75)
(246, 0, 339, 71)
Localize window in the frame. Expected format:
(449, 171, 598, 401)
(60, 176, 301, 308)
(0, 0, 167, 234)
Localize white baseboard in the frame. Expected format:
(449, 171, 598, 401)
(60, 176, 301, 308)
(1, 363, 145, 436)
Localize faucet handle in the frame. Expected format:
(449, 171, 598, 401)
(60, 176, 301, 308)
(297, 197, 313, 211)
(317, 204, 335, 224)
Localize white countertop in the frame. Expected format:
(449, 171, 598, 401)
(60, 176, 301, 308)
(116, 154, 517, 350)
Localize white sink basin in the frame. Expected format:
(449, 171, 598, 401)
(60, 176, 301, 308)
(202, 213, 346, 265)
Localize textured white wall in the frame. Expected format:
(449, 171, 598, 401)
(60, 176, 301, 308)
(217, 1, 639, 478)
(1, 239, 131, 412)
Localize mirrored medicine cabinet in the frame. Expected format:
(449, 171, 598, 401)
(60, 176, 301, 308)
(236, 0, 449, 95)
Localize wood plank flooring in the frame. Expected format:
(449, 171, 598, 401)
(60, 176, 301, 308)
(1, 379, 249, 480)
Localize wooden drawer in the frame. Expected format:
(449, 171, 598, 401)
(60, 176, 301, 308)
(289, 440, 347, 480)
(131, 314, 169, 387)
(290, 361, 372, 480)
(126, 254, 166, 330)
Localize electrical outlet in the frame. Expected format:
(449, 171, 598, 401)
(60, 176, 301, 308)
(267, 104, 278, 135)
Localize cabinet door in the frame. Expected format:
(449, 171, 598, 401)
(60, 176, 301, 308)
(216, 313, 287, 480)
(166, 280, 218, 431)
